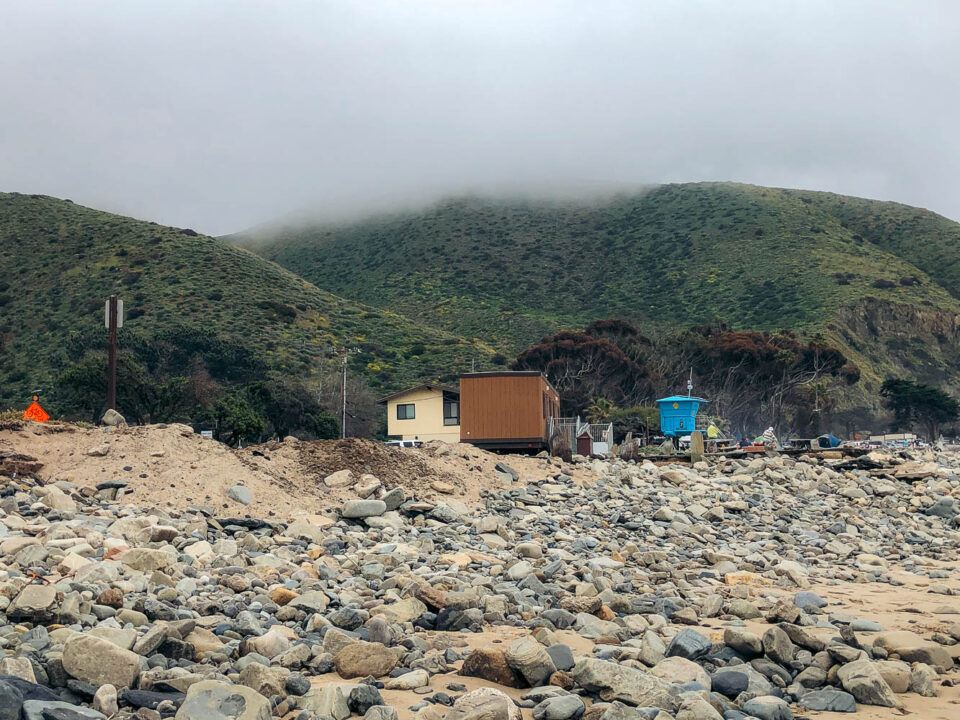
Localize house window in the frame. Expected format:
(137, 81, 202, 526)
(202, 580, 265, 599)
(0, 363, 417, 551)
(444, 399, 459, 426)
(396, 403, 415, 420)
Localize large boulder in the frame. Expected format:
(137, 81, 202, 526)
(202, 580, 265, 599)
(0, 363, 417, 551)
(505, 636, 557, 687)
(797, 688, 857, 713)
(63, 634, 141, 689)
(837, 658, 902, 708)
(334, 641, 399, 678)
(445, 687, 521, 720)
(460, 648, 521, 687)
(740, 696, 793, 720)
(649, 657, 710, 689)
(174, 680, 271, 720)
(8, 585, 59, 623)
(570, 659, 677, 711)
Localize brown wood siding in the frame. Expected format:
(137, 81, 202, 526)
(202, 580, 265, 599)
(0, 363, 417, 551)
(460, 374, 559, 443)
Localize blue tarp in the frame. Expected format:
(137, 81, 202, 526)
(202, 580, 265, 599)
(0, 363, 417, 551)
(817, 433, 842, 448)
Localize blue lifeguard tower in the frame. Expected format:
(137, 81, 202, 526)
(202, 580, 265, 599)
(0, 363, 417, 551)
(656, 395, 707, 437)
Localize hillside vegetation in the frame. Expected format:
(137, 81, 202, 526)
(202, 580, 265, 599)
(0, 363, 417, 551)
(0, 193, 492, 415)
(234, 183, 958, 341)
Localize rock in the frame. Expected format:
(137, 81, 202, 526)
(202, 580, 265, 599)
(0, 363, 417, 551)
(794, 591, 827, 610)
(21, 701, 106, 720)
(445, 687, 521, 720)
(876, 660, 911, 694)
(226, 485, 252, 505)
(9, 585, 59, 623)
(505, 635, 557, 687)
(0, 680, 23, 720)
(86, 443, 112, 457)
(122, 547, 175, 572)
(93, 684, 119, 717)
(342, 499, 388, 518)
(365, 707, 398, 720)
(324, 469, 355, 488)
(710, 670, 748, 697)
(740, 696, 794, 720)
(174, 680, 271, 720)
(334, 641, 399, 678)
(370, 596, 427, 624)
(0, 658, 36, 683)
(545, 644, 576, 672)
(797, 688, 857, 713)
(560, 596, 603, 614)
(101, 409, 126, 426)
(461, 648, 521, 687)
(910, 662, 938, 697)
(872, 630, 952, 671)
(723, 627, 762, 657)
(837, 658, 902, 708)
(301, 686, 350, 720)
(238, 664, 286, 697)
(385, 668, 430, 690)
(570, 659, 677, 712)
(532, 695, 585, 720)
(666, 629, 711, 660)
(762, 626, 795, 665)
(649, 657, 710, 689)
(63, 634, 142, 689)
(926, 497, 959, 518)
(348, 684, 384, 715)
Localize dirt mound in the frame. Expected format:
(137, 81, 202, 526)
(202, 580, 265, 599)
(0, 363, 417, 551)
(0, 421, 595, 519)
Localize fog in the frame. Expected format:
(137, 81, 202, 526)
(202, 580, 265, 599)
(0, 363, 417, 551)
(1, 1, 958, 235)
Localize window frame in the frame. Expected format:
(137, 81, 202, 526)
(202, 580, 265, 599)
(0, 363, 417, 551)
(396, 403, 415, 420)
(443, 398, 460, 426)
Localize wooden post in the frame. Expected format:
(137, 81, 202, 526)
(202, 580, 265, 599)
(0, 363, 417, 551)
(690, 430, 705, 463)
(106, 295, 118, 411)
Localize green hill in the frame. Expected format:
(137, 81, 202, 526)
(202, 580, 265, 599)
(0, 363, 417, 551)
(232, 182, 960, 398)
(0, 193, 492, 414)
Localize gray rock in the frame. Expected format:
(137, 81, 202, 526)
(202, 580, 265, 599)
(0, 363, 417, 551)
(666, 629, 711, 660)
(342, 499, 387, 518)
(797, 688, 857, 713)
(22, 701, 106, 720)
(545, 644, 576, 672)
(226, 485, 252, 505)
(174, 680, 271, 720)
(505, 635, 557, 687)
(740, 696, 793, 720)
(532, 695, 585, 720)
(0, 680, 23, 720)
(837, 658, 901, 708)
(571, 659, 677, 712)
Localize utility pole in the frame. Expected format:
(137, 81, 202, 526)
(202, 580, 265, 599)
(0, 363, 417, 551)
(340, 348, 347, 439)
(105, 295, 123, 411)
(339, 347, 359, 439)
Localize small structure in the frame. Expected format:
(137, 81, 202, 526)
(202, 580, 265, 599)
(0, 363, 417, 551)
(576, 428, 593, 456)
(460, 371, 560, 451)
(656, 395, 707, 437)
(378, 384, 460, 443)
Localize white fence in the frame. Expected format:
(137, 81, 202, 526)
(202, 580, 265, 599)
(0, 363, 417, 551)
(548, 416, 614, 455)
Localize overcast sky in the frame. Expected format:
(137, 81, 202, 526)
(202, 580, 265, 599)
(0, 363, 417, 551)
(1, 1, 958, 235)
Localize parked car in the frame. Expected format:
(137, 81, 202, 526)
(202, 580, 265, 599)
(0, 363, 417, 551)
(384, 439, 423, 448)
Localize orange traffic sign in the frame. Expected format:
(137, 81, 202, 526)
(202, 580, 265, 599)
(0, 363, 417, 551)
(23, 397, 49, 423)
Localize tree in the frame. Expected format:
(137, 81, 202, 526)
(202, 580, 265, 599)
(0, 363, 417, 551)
(880, 378, 959, 440)
(214, 391, 265, 446)
(513, 330, 653, 415)
(585, 397, 616, 423)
